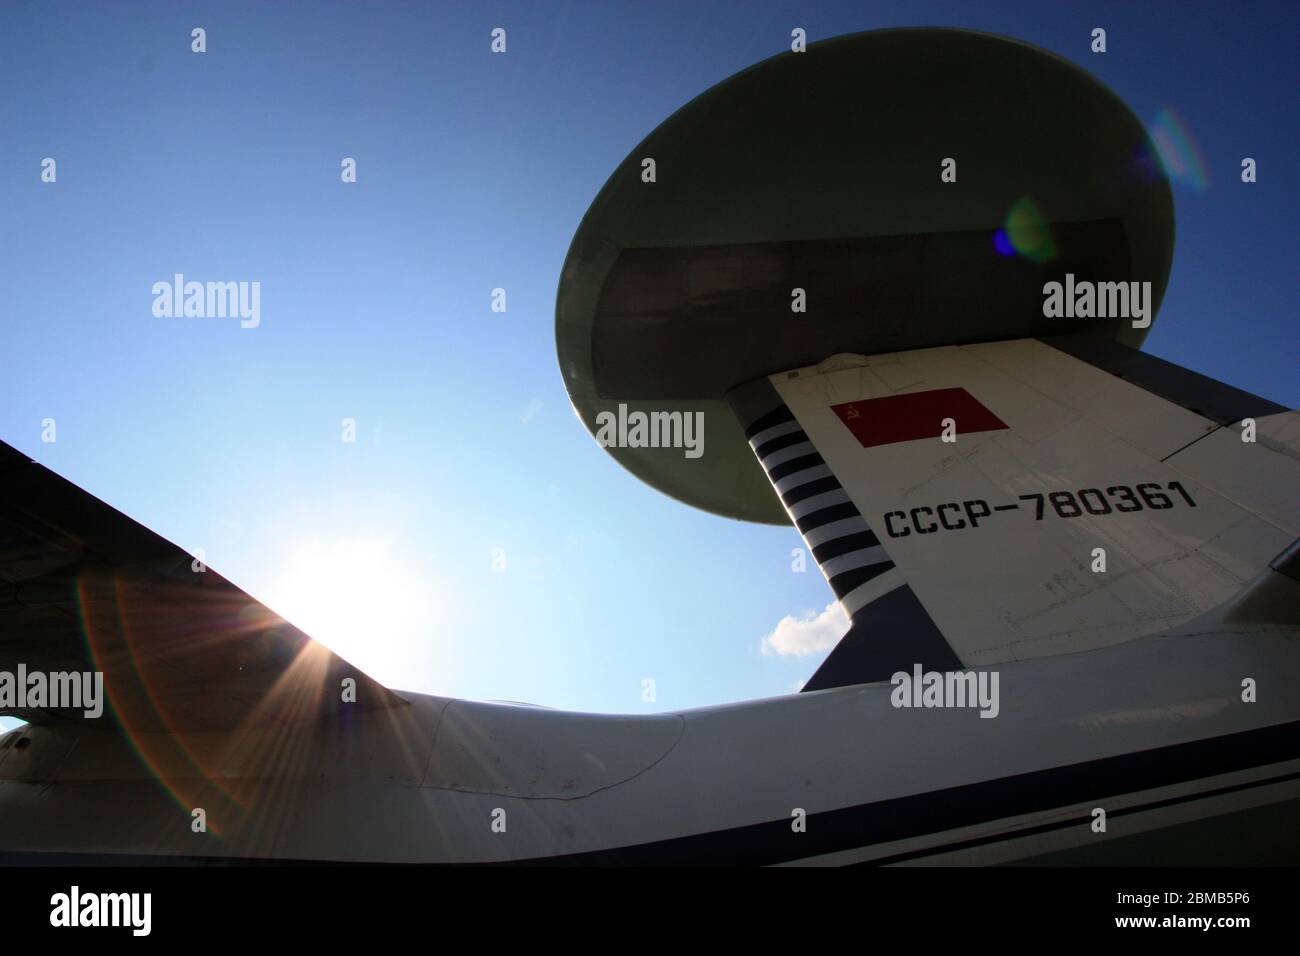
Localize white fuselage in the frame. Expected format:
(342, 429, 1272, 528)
(2, 612, 1298, 865)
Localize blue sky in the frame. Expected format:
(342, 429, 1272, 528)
(1, 1, 1296, 719)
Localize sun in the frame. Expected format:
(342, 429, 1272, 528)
(265, 539, 436, 677)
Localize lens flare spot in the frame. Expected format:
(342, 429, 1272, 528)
(1003, 197, 1058, 264)
(1149, 107, 1209, 191)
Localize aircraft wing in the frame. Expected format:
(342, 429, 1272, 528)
(0, 439, 405, 731)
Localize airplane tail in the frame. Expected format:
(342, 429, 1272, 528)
(728, 335, 1299, 690)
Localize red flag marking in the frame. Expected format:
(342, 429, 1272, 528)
(831, 387, 1008, 449)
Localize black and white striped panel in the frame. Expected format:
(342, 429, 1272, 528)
(743, 403, 897, 609)
(726, 377, 963, 690)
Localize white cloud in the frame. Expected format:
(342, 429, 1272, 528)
(760, 601, 848, 657)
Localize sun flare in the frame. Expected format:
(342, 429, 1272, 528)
(266, 540, 436, 674)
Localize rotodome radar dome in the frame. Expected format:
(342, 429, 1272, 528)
(556, 27, 1175, 525)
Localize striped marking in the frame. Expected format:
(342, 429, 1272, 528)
(767, 454, 825, 483)
(795, 501, 862, 535)
(813, 529, 880, 560)
(727, 376, 961, 690)
(788, 489, 852, 521)
(803, 516, 871, 549)
(821, 546, 891, 580)
(774, 464, 833, 496)
(741, 401, 896, 595)
(753, 429, 810, 459)
(748, 419, 805, 449)
(841, 567, 906, 617)
(828, 562, 896, 600)
(762, 441, 819, 469)
(782, 476, 841, 507)
(743, 404, 796, 440)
